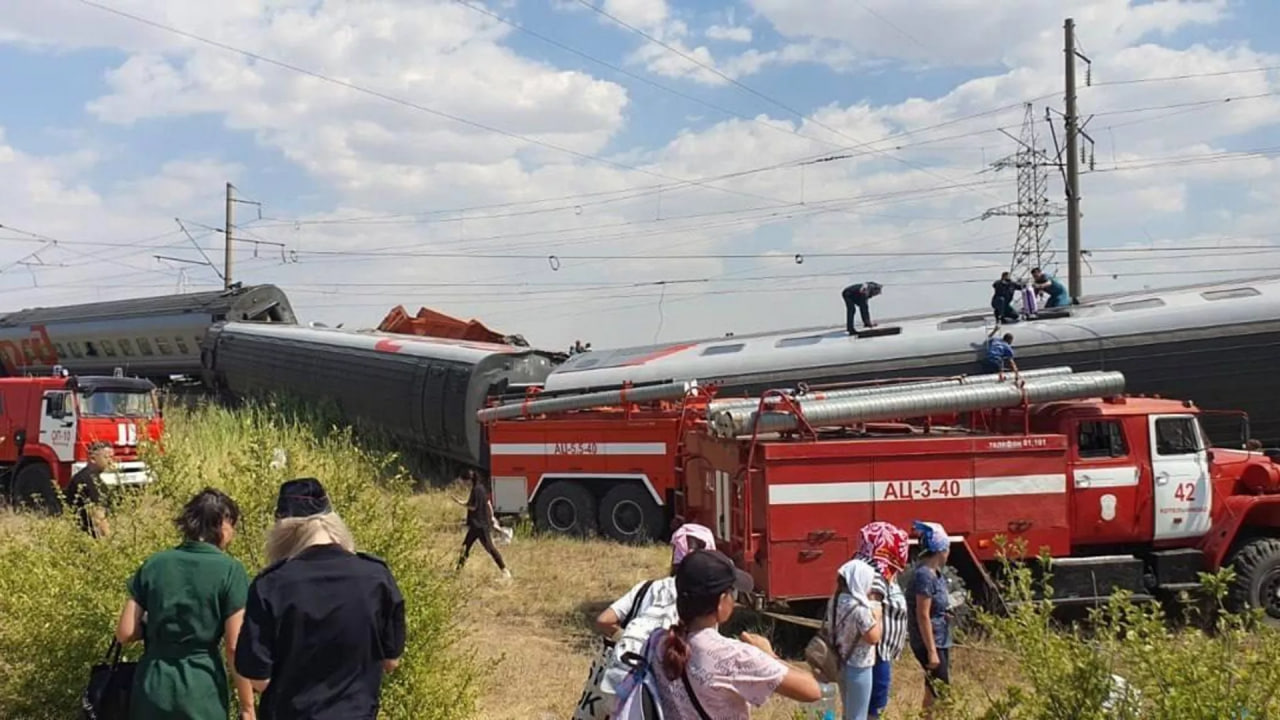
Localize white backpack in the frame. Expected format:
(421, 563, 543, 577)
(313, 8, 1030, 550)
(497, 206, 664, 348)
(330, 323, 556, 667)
(602, 579, 678, 694)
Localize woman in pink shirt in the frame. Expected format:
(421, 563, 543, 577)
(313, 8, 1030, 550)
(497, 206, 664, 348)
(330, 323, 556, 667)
(648, 550, 820, 718)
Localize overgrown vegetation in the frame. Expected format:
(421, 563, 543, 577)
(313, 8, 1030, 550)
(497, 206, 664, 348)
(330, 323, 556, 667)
(929, 543, 1280, 720)
(0, 400, 479, 720)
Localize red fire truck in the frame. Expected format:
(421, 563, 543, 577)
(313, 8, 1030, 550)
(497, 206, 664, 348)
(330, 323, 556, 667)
(1, 370, 163, 512)
(484, 369, 1280, 619)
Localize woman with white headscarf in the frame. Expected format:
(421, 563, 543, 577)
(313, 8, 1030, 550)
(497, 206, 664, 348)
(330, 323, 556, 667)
(823, 557, 883, 720)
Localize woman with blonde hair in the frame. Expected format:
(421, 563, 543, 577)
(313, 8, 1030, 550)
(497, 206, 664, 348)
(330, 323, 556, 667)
(235, 478, 406, 719)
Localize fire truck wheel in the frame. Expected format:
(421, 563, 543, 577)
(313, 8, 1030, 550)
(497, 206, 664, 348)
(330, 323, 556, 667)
(598, 483, 664, 544)
(1227, 538, 1280, 623)
(10, 463, 63, 516)
(533, 482, 598, 537)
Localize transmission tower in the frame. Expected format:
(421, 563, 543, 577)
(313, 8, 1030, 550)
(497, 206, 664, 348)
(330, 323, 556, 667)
(980, 103, 1065, 281)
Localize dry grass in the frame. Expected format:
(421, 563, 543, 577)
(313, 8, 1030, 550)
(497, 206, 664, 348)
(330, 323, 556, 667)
(415, 488, 1014, 720)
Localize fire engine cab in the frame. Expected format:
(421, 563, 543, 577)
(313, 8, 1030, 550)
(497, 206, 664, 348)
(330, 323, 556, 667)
(1, 369, 162, 512)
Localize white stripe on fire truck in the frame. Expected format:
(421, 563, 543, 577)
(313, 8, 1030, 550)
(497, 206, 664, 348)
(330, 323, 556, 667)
(767, 474, 1067, 506)
(489, 442, 668, 456)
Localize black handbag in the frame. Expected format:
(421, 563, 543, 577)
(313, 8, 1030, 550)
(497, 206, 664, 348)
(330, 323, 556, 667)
(81, 640, 136, 720)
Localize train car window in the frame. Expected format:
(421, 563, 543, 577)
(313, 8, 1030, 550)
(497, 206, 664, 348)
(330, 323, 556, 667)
(175, 336, 191, 354)
(1077, 421, 1129, 458)
(68, 342, 84, 359)
(54, 343, 66, 358)
(117, 339, 134, 356)
(701, 343, 744, 356)
(1201, 287, 1259, 301)
(154, 337, 173, 355)
(99, 340, 117, 357)
(1155, 417, 1202, 456)
(22, 345, 36, 363)
(1111, 298, 1165, 312)
(137, 338, 154, 356)
(776, 335, 823, 348)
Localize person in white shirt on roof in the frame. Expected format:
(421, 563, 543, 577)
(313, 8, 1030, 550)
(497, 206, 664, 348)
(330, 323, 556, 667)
(593, 523, 717, 714)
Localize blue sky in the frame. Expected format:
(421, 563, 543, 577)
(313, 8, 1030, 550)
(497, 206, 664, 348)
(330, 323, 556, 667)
(0, 0, 1278, 347)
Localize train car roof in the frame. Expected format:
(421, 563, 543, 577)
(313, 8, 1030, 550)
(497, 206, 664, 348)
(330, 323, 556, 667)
(545, 273, 1280, 388)
(0, 284, 290, 325)
(216, 321, 556, 365)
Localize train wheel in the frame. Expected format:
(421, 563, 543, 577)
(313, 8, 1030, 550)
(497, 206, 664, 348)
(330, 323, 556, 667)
(10, 463, 63, 516)
(1227, 538, 1280, 625)
(598, 483, 664, 544)
(533, 482, 598, 537)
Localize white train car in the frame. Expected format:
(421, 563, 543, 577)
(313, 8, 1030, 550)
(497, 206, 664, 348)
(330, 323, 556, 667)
(544, 275, 1280, 444)
(0, 284, 294, 380)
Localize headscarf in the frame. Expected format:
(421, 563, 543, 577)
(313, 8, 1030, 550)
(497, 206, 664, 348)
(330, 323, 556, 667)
(836, 558, 877, 607)
(855, 521, 909, 581)
(913, 520, 950, 554)
(670, 523, 716, 565)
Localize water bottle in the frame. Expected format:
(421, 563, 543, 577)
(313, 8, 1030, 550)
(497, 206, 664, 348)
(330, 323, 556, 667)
(803, 681, 839, 720)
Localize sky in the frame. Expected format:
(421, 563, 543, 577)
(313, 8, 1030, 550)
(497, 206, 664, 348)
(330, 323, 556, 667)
(0, 0, 1278, 350)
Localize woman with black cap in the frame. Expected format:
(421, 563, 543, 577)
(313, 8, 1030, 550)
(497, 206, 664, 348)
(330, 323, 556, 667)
(647, 549, 820, 718)
(235, 478, 406, 720)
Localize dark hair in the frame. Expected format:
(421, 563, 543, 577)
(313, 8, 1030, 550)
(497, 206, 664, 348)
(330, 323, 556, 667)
(1031, 267, 1042, 274)
(87, 441, 112, 455)
(1002, 333, 1014, 343)
(661, 585, 723, 680)
(175, 488, 241, 545)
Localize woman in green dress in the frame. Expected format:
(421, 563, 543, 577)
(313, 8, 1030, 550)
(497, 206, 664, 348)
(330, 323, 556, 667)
(115, 488, 256, 720)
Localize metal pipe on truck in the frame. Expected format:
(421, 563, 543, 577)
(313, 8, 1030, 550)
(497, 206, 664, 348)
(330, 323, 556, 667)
(706, 366, 1075, 414)
(708, 370, 1126, 438)
(477, 380, 698, 422)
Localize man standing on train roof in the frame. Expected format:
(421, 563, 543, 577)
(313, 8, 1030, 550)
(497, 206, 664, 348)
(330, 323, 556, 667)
(843, 281, 883, 335)
(1031, 268, 1068, 308)
(991, 272, 1021, 324)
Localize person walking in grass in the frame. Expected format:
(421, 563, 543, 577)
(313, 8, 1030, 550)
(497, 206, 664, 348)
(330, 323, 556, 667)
(116, 488, 255, 720)
(907, 521, 954, 718)
(453, 469, 510, 579)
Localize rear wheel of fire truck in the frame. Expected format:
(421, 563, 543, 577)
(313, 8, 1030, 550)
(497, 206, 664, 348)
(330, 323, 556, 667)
(533, 482, 598, 537)
(10, 462, 63, 516)
(598, 483, 664, 544)
(1226, 537, 1280, 625)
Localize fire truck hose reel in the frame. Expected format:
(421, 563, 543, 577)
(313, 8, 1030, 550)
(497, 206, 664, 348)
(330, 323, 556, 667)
(709, 371, 1126, 438)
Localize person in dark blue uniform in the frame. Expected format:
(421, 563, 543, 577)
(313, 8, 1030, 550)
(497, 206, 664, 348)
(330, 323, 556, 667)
(842, 282, 883, 335)
(990, 272, 1021, 324)
(982, 333, 1018, 374)
(235, 479, 406, 720)
(1031, 268, 1068, 308)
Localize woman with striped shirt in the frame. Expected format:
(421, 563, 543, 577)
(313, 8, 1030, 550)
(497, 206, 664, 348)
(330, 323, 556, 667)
(854, 521, 911, 719)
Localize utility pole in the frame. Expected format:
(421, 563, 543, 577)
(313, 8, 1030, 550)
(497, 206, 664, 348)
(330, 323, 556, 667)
(981, 103, 1065, 281)
(1063, 18, 1091, 304)
(224, 181, 234, 288)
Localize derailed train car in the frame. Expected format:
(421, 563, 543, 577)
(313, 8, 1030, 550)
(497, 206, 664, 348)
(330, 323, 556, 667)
(200, 322, 557, 475)
(0, 284, 294, 380)
(543, 275, 1280, 445)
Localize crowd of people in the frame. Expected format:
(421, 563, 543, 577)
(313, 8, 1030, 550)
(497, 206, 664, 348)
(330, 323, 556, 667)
(111, 478, 405, 720)
(583, 518, 958, 720)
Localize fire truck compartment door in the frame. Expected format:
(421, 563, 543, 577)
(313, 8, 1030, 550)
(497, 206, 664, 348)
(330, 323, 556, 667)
(39, 390, 76, 462)
(1148, 414, 1212, 541)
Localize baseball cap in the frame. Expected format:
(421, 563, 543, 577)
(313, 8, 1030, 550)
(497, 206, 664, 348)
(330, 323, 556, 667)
(671, 523, 716, 565)
(676, 550, 754, 598)
(275, 478, 333, 519)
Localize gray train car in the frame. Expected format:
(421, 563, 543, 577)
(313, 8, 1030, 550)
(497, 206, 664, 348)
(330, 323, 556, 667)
(0, 284, 294, 380)
(201, 322, 558, 474)
(543, 275, 1280, 445)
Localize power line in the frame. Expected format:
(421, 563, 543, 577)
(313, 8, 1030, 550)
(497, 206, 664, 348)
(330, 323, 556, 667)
(1092, 64, 1280, 87)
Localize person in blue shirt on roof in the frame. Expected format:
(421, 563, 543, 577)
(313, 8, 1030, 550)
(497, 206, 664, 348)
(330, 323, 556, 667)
(1031, 267, 1068, 308)
(983, 333, 1018, 374)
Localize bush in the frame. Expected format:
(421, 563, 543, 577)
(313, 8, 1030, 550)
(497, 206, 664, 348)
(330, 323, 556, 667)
(932, 543, 1280, 720)
(0, 400, 479, 719)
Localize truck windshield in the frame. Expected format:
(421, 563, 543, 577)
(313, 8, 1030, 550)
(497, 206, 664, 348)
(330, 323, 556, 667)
(78, 391, 156, 418)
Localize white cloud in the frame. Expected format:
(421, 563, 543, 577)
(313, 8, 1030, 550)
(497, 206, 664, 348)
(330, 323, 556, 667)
(0, 0, 1276, 349)
(706, 24, 752, 43)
